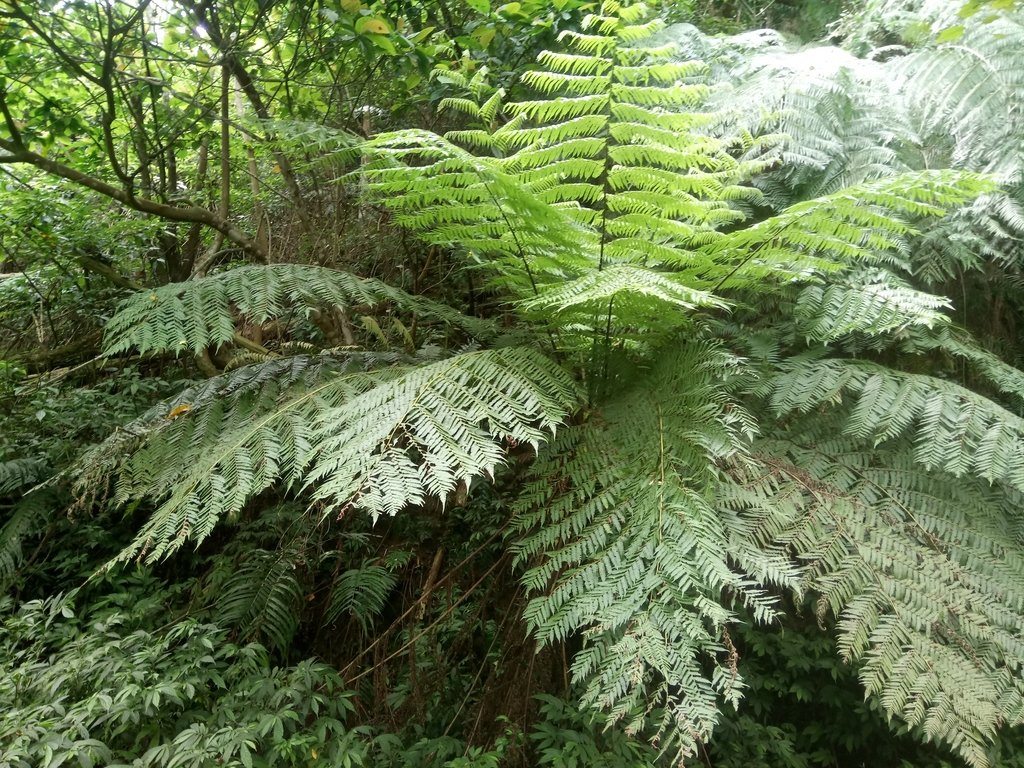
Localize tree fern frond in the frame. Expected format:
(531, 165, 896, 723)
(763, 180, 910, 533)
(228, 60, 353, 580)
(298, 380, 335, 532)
(99, 347, 575, 564)
(794, 268, 951, 341)
(766, 355, 1024, 490)
(903, 327, 1024, 408)
(520, 265, 727, 319)
(75, 352, 390, 501)
(514, 343, 766, 762)
(894, 15, 1024, 180)
(704, 170, 996, 289)
(721, 427, 1024, 768)
(708, 42, 911, 202)
(307, 347, 579, 519)
(0, 489, 54, 589)
(103, 264, 490, 356)
(358, 130, 594, 288)
(535, 51, 613, 77)
(85, 353, 414, 564)
(913, 191, 1024, 286)
(0, 459, 47, 497)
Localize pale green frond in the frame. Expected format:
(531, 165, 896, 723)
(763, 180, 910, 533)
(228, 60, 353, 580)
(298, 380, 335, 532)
(85, 352, 438, 566)
(794, 269, 951, 341)
(437, 97, 482, 119)
(767, 355, 1024, 490)
(104, 264, 489, 357)
(535, 51, 613, 77)
(358, 130, 592, 291)
(704, 170, 997, 289)
(721, 427, 1024, 768)
(614, 17, 666, 44)
(106, 357, 392, 565)
(904, 327, 1024, 408)
(613, 60, 708, 84)
(520, 265, 727, 320)
(557, 30, 616, 56)
(913, 191, 1024, 286)
(519, 70, 611, 96)
(894, 16, 1024, 179)
(514, 343, 764, 763)
(306, 347, 580, 520)
(506, 95, 610, 123)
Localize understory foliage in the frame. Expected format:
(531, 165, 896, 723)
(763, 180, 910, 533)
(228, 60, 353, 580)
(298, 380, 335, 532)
(3, 0, 1024, 766)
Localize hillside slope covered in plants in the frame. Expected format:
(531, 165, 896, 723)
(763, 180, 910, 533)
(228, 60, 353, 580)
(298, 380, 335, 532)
(2, 0, 1024, 766)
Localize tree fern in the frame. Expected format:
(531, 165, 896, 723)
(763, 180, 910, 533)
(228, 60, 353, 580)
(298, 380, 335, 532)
(704, 40, 912, 203)
(346, 4, 1012, 763)
(72, 3, 1024, 765)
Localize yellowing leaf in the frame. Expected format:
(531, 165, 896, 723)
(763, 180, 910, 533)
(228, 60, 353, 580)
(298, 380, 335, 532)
(340, 0, 363, 11)
(166, 403, 192, 420)
(356, 16, 392, 34)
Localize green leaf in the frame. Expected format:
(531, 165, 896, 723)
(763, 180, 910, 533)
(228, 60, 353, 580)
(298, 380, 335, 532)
(365, 33, 397, 53)
(936, 24, 966, 42)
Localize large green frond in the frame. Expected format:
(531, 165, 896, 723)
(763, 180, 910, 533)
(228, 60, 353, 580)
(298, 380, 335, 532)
(513, 343, 775, 762)
(766, 355, 1024, 491)
(103, 263, 490, 356)
(0, 489, 54, 591)
(721, 426, 1024, 768)
(793, 268, 951, 342)
(306, 347, 580, 519)
(0, 459, 47, 497)
(323, 555, 405, 636)
(704, 170, 996, 290)
(89, 347, 576, 564)
(215, 545, 307, 651)
(894, 16, 1024, 180)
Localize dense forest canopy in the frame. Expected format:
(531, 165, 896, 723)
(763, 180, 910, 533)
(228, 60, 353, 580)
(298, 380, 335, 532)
(3, 0, 1024, 766)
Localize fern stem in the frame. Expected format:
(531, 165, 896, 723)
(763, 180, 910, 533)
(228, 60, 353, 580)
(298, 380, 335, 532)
(600, 296, 615, 392)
